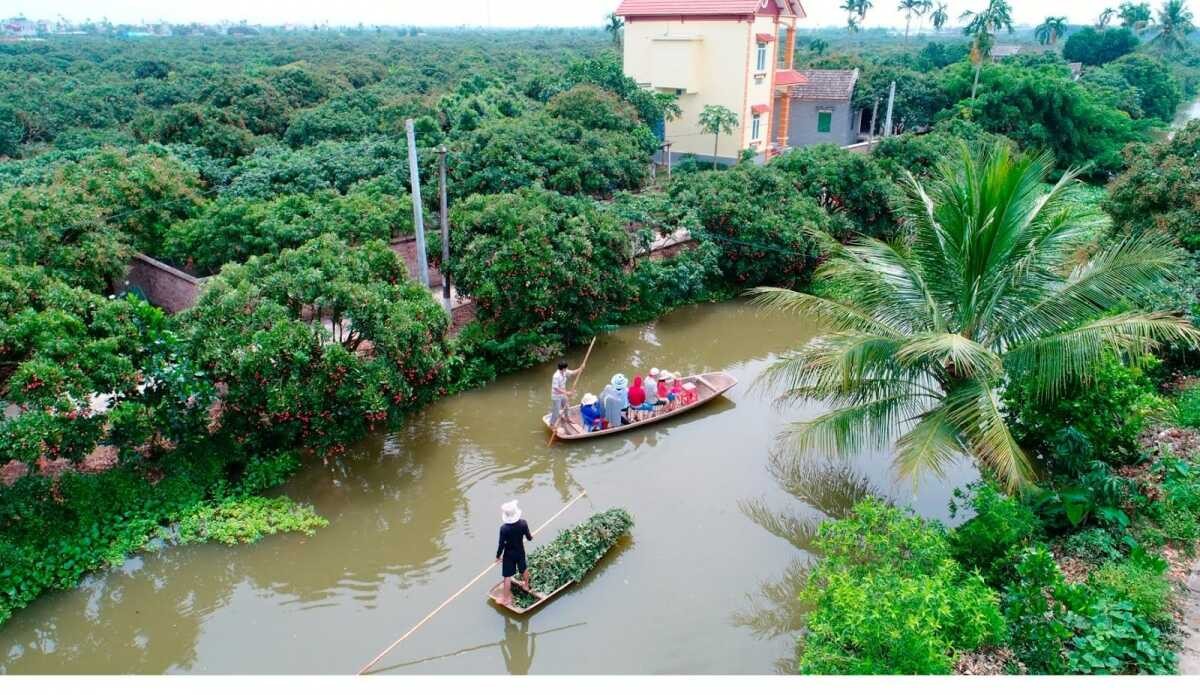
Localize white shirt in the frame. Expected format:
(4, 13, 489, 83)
(551, 370, 567, 398)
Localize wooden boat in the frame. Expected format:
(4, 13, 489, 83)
(487, 578, 575, 615)
(542, 371, 737, 441)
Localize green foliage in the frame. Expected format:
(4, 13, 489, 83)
(870, 119, 1012, 181)
(1005, 356, 1167, 471)
(163, 181, 413, 275)
(1067, 599, 1176, 674)
(770, 144, 899, 240)
(670, 164, 824, 287)
(1089, 554, 1172, 626)
(514, 508, 633, 609)
(1153, 456, 1200, 545)
(950, 482, 1042, 585)
(171, 495, 328, 545)
(756, 145, 1194, 491)
(0, 147, 204, 290)
(180, 235, 450, 453)
(796, 500, 1005, 674)
(622, 249, 723, 323)
(1177, 384, 1200, 428)
(1103, 54, 1183, 122)
(449, 188, 631, 365)
(939, 61, 1147, 178)
(1061, 527, 1127, 564)
(1105, 121, 1200, 250)
(1000, 545, 1090, 674)
(1062, 27, 1140, 66)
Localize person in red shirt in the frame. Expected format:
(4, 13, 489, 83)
(628, 375, 647, 421)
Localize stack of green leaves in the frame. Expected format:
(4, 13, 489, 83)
(512, 508, 633, 609)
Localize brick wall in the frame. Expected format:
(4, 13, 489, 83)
(118, 253, 206, 314)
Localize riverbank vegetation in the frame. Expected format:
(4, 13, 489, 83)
(2, 8, 1200, 674)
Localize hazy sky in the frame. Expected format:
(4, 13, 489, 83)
(4, 1, 1137, 29)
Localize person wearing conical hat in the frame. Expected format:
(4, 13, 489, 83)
(496, 500, 533, 607)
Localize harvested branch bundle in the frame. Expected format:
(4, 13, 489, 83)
(513, 508, 633, 608)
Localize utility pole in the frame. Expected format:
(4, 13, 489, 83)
(869, 96, 880, 144)
(405, 119, 430, 289)
(663, 141, 673, 182)
(882, 81, 896, 139)
(437, 144, 451, 314)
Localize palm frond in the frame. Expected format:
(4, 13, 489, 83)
(943, 380, 1036, 490)
(892, 404, 966, 481)
(895, 331, 1003, 380)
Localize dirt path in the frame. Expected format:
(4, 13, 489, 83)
(1182, 558, 1200, 674)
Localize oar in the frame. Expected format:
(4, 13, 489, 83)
(356, 490, 588, 675)
(548, 335, 597, 446)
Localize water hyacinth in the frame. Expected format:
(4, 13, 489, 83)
(512, 508, 633, 608)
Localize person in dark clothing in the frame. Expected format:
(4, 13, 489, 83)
(496, 500, 533, 607)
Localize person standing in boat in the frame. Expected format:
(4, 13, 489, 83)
(496, 500, 533, 607)
(549, 360, 581, 432)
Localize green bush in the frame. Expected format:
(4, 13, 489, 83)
(1061, 527, 1126, 564)
(1067, 599, 1176, 674)
(514, 508, 633, 609)
(171, 495, 328, 545)
(950, 482, 1043, 586)
(448, 188, 632, 364)
(1089, 554, 1172, 627)
(1155, 457, 1200, 546)
(1177, 385, 1200, 428)
(796, 500, 1005, 674)
(1000, 546, 1091, 674)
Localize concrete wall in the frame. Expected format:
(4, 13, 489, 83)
(118, 253, 206, 314)
(624, 15, 793, 162)
(787, 99, 856, 148)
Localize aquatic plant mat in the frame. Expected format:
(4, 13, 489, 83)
(511, 508, 633, 609)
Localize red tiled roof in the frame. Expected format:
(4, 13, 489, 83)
(751, 103, 771, 114)
(774, 68, 807, 87)
(756, 32, 775, 42)
(616, 0, 802, 17)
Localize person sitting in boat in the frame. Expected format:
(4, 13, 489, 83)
(610, 374, 630, 420)
(580, 393, 605, 432)
(660, 372, 678, 411)
(601, 382, 627, 427)
(681, 381, 697, 405)
(669, 374, 685, 407)
(496, 500, 533, 608)
(643, 368, 660, 413)
(627, 376, 647, 421)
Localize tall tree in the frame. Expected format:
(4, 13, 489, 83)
(899, 0, 930, 40)
(841, 0, 874, 33)
(752, 145, 1198, 490)
(604, 12, 624, 48)
(932, 3, 951, 32)
(1035, 16, 1068, 45)
(698, 104, 739, 170)
(1098, 7, 1117, 27)
(1118, 1, 1154, 30)
(1151, 0, 1195, 52)
(962, 0, 1015, 99)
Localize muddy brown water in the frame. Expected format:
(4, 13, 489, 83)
(0, 301, 977, 674)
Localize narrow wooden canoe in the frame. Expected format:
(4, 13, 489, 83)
(487, 578, 575, 615)
(541, 370, 737, 441)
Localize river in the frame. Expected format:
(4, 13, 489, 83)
(0, 301, 976, 674)
(1170, 95, 1200, 136)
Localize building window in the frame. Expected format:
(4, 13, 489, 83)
(751, 114, 762, 141)
(755, 42, 767, 72)
(817, 110, 833, 133)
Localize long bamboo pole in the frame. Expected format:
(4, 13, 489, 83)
(356, 490, 588, 675)
(548, 336, 598, 445)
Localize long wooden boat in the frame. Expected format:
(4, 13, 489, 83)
(487, 578, 575, 615)
(541, 371, 737, 441)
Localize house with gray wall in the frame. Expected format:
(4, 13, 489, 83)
(782, 68, 860, 149)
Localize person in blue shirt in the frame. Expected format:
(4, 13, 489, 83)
(579, 393, 605, 431)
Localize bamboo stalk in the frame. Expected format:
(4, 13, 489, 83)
(356, 490, 589, 675)
(548, 336, 598, 446)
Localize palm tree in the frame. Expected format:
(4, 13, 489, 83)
(1035, 16, 1068, 45)
(840, 0, 874, 33)
(751, 145, 1198, 490)
(932, 3, 950, 32)
(1098, 7, 1117, 27)
(962, 0, 1014, 99)
(898, 0, 928, 40)
(604, 12, 624, 48)
(1151, 0, 1195, 52)
(698, 104, 739, 170)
